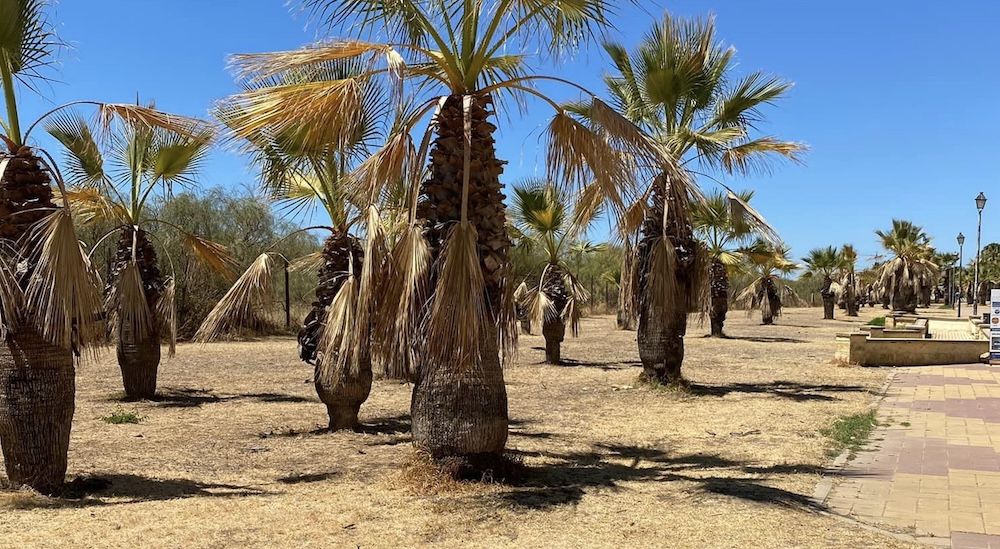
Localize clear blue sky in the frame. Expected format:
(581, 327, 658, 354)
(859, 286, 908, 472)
(14, 0, 1000, 266)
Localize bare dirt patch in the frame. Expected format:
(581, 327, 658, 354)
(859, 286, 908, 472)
(0, 307, 920, 548)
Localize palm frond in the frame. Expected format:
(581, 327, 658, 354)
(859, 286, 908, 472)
(157, 276, 177, 357)
(374, 224, 430, 380)
(21, 209, 105, 352)
(194, 253, 275, 342)
(44, 111, 105, 186)
(181, 233, 238, 281)
(106, 259, 153, 348)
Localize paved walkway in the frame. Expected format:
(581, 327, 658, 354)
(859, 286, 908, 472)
(826, 364, 1000, 548)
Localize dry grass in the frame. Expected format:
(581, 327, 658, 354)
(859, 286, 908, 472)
(0, 307, 920, 548)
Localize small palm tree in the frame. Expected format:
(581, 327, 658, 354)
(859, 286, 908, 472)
(736, 243, 801, 325)
(801, 246, 841, 320)
(510, 180, 590, 364)
(198, 61, 391, 431)
(579, 12, 802, 384)
(835, 245, 860, 316)
(47, 110, 230, 400)
(692, 190, 768, 337)
(875, 219, 938, 313)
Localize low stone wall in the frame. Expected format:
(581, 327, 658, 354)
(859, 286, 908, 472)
(847, 333, 986, 367)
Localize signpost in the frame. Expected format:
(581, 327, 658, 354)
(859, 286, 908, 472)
(991, 289, 1000, 365)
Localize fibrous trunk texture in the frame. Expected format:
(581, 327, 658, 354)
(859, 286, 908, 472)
(0, 145, 75, 494)
(762, 278, 780, 325)
(709, 258, 728, 337)
(616, 244, 636, 331)
(412, 95, 510, 465)
(636, 175, 699, 385)
(298, 233, 371, 431)
(890, 267, 917, 313)
(110, 227, 163, 400)
(540, 263, 568, 364)
(821, 276, 835, 320)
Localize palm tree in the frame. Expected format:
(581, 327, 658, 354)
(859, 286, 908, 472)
(0, 1, 180, 493)
(837, 245, 860, 316)
(46, 110, 228, 400)
(736, 243, 801, 325)
(198, 62, 390, 430)
(801, 246, 841, 320)
(580, 12, 802, 384)
(510, 180, 589, 364)
(692, 189, 767, 337)
(218, 0, 647, 470)
(875, 219, 938, 313)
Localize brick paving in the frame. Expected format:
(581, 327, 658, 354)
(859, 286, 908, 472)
(826, 365, 1000, 547)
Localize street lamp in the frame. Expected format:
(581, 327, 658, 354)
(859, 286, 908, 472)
(958, 232, 965, 318)
(974, 192, 987, 317)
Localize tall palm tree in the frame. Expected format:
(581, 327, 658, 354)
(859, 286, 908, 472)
(692, 189, 768, 337)
(875, 219, 938, 313)
(836, 244, 860, 316)
(736, 243, 800, 325)
(197, 61, 392, 431)
(510, 180, 589, 364)
(46, 110, 229, 400)
(218, 0, 649, 470)
(801, 246, 841, 320)
(580, 12, 802, 384)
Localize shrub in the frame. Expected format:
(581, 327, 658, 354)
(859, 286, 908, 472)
(867, 316, 886, 327)
(102, 408, 143, 425)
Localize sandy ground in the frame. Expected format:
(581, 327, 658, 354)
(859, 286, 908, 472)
(0, 307, 920, 548)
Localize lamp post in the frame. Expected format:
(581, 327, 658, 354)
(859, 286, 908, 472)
(974, 192, 987, 317)
(958, 232, 965, 318)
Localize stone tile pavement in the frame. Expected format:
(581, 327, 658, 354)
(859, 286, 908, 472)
(824, 365, 1000, 548)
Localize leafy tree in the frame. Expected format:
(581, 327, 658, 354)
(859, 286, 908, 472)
(578, 12, 801, 384)
(801, 246, 841, 320)
(692, 189, 766, 336)
(875, 219, 938, 312)
(510, 180, 591, 364)
(736, 243, 801, 325)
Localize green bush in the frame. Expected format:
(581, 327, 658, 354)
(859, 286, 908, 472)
(821, 409, 877, 457)
(102, 408, 143, 425)
(867, 316, 886, 327)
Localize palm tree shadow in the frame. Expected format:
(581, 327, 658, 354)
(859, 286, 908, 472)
(685, 381, 867, 402)
(721, 336, 807, 344)
(557, 358, 641, 370)
(500, 444, 827, 510)
(8, 474, 270, 510)
(111, 388, 313, 408)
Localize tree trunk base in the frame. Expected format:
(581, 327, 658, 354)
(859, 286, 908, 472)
(519, 320, 531, 335)
(0, 331, 75, 495)
(709, 317, 725, 338)
(639, 366, 685, 387)
(326, 403, 361, 431)
(542, 320, 565, 365)
(118, 334, 161, 400)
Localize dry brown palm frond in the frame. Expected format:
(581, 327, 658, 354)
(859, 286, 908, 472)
(219, 78, 366, 155)
(98, 103, 211, 139)
(727, 191, 781, 246)
(642, 237, 681, 314)
(621, 198, 648, 240)
(288, 251, 325, 273)
(375, 224, 431, 380)
(721, 137, 806, 176)
(106, 259, 154, 346)
(348, 131, 415, 205)
(182, 233, 238, 281)
(619, 238, 639, 320)
(317, 257, 361, 379)
(59, 187, 128, 225)
(0, 244, 21, 339)
(546, 112, 630, 216)
(158, 277, 177, 357)
(563, 272, 590, 337)
(425, 222, 489, 371)
(497, 262, 519, 364)
(21, 209, 105, 353)
(588, 98, 680, 176)
(356, 205, 387, 375)
(230, 41, 400, 80)
(687, 242, 711, 313)
(194, 253, 275, 342)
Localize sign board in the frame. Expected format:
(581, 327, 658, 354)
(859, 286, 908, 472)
(991, 289, 1000, 365)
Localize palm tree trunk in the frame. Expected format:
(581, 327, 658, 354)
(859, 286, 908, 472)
(411, 94, 510, 465)
(110, 228, 164, 400)
(0, 145, 75, 494)
(820, 275, 835, 320)
(540, 263, 569, 364)
(298, 232, 371, 431)
(616, 242, 636, 331)
(636, 174, 699, 385)
(845, 278, 859, 316)
(762, 278, 779, 325)
(708, 258, 728, 337)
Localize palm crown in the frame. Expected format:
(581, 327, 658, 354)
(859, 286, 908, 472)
(801, 246, 843, 280)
